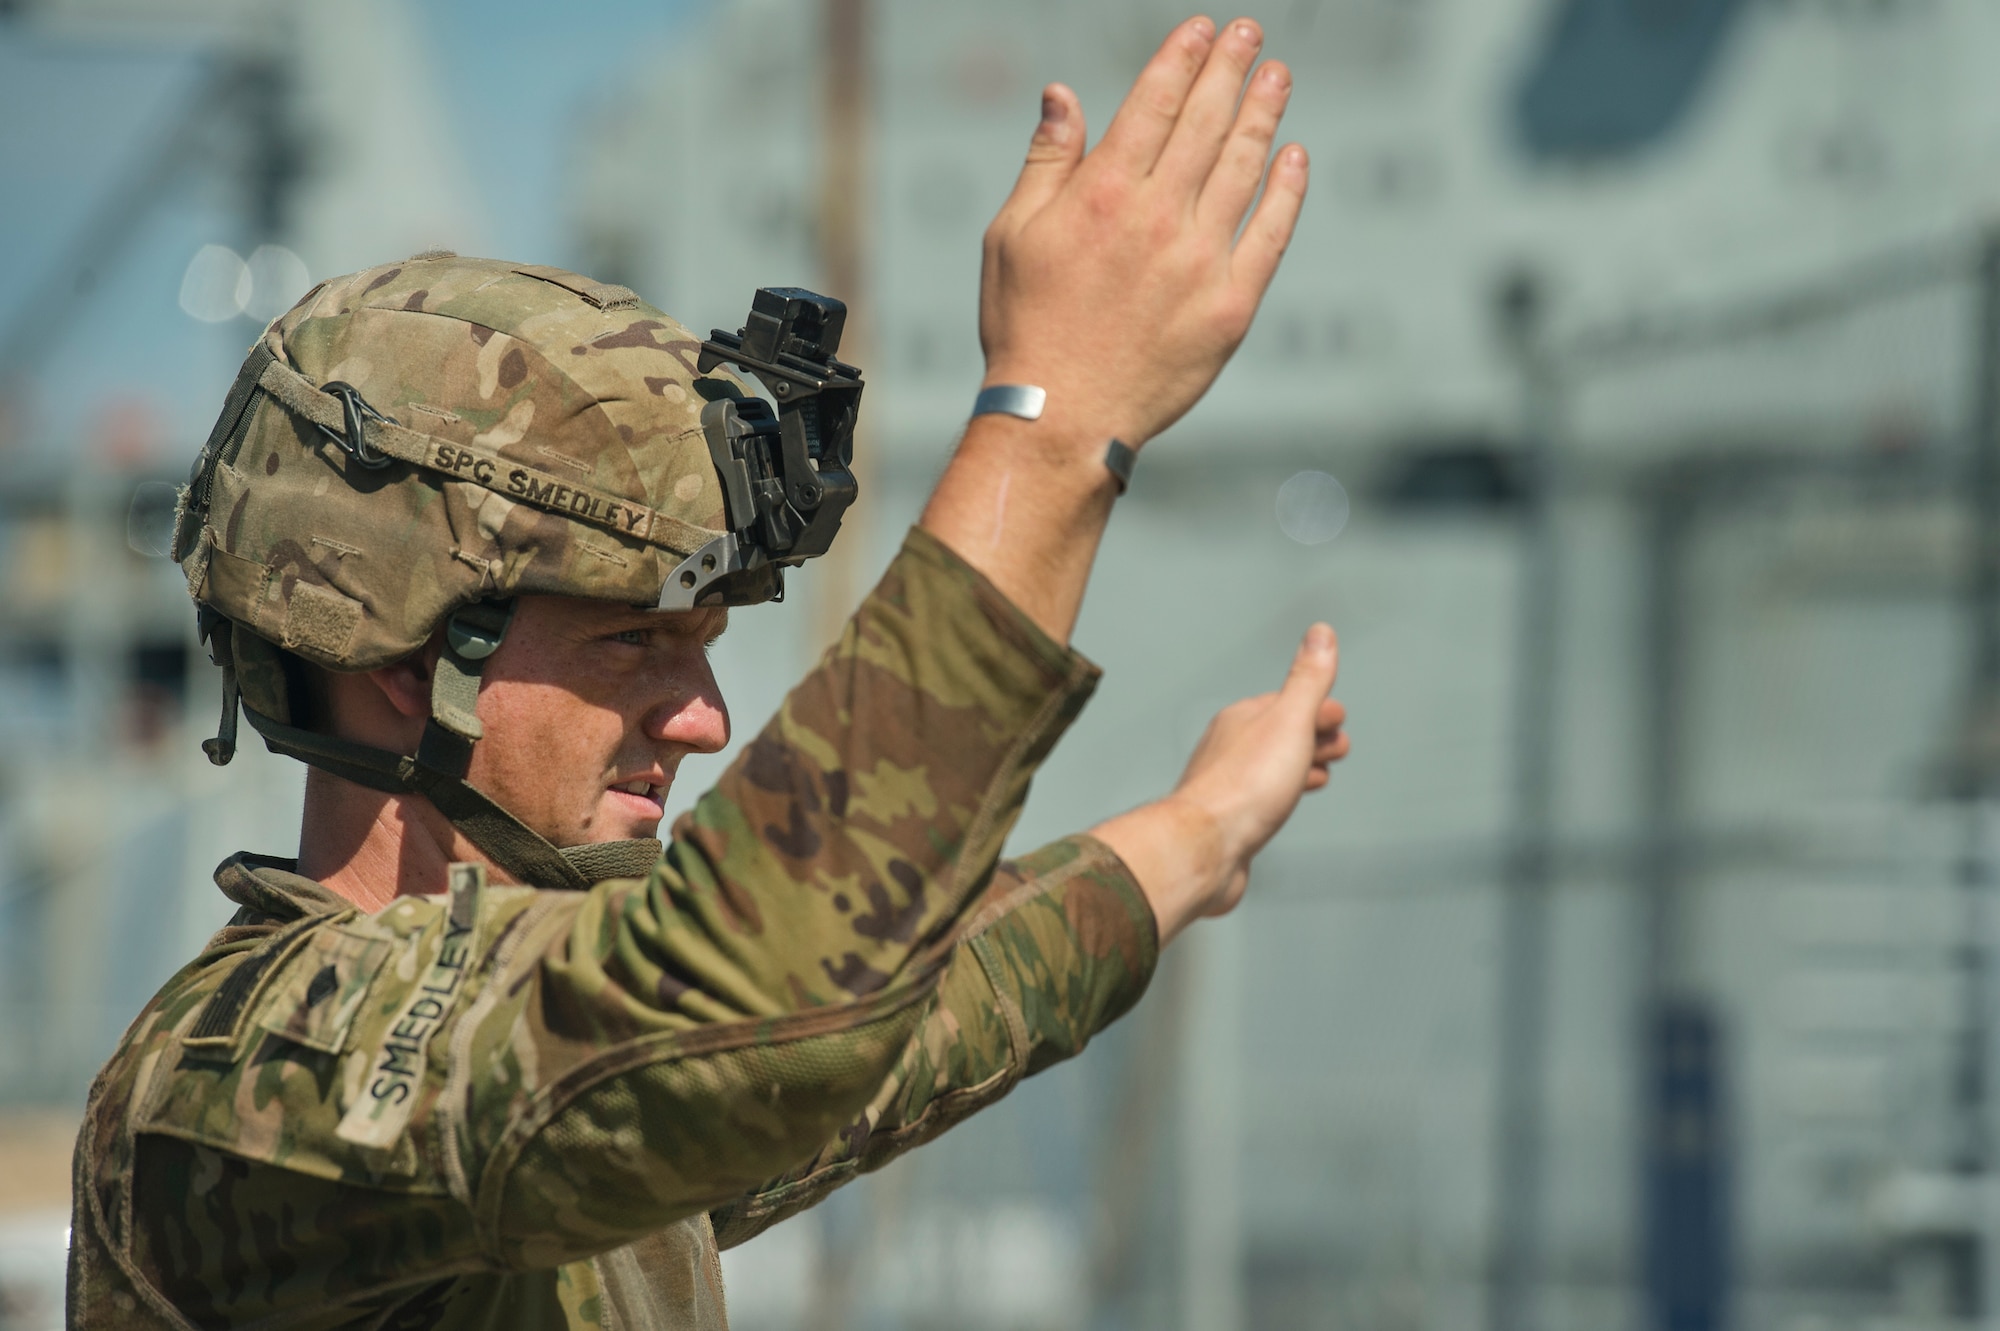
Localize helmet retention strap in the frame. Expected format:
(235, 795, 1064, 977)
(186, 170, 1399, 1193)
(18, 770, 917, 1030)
(198, 608, 241, 766)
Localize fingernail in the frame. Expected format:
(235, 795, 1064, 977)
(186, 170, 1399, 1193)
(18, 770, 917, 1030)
(1190, 16, 1216, 40)
(1040, 92, 1067, 127)
(1306, 624, 1335, 659)
(1236, 21, 1260, 43)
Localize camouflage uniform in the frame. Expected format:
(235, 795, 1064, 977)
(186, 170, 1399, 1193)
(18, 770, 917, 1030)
(70, 530, 1157, 1328)
(67, 257, 1159, 1327)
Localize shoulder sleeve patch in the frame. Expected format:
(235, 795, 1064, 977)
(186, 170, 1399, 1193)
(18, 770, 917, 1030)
(181, 921, 318, 1050)
(257, 925, 393, 1055)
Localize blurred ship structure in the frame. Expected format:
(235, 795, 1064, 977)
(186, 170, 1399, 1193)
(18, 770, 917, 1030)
(0, 0, 487, 1078)
(572, 2, 2000, 1329)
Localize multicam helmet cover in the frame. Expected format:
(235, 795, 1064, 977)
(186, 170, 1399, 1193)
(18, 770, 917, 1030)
(172, 253, 863, 888)
(178, 253, 778, 673)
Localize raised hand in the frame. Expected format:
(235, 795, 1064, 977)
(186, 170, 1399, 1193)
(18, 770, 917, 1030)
(921, 17, 1309, 645)
(978, 16, 1307, 449)
(1094, 625, 1349, 943)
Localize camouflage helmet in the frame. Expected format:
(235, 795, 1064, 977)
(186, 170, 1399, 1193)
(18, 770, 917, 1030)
(173, 252, 863, 889)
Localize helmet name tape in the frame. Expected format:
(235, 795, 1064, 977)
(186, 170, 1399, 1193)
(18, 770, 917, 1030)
(254, 354, 721, 558)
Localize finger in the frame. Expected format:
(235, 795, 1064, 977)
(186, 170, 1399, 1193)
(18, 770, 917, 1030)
(1305, 764, 1329, 791)
(1092, 17, 1216, 175)
(1229, 143, 1309, 301)
(990, 84, 1087, 234)
(1314, 730, 1350, 764)
(1196, 60, 1291, 234)
(1153, 18, 1264, 190)
(1278, 622, 1339, 713)
(1316, 697, 1346, 731)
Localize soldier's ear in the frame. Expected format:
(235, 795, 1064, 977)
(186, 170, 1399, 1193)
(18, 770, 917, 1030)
(362, 638, 439, 723)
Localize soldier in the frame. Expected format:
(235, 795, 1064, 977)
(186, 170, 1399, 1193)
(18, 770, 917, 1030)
(70, 16, 1346, 1329)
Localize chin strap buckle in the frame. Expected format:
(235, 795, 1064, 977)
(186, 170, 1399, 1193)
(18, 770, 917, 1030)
(418, 601, 515, 780)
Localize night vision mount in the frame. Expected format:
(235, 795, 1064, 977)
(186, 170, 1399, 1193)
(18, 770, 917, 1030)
(659, 287, 864, 610)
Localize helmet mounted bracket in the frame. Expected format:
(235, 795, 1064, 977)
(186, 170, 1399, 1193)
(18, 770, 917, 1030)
(670, 288, 863, 611)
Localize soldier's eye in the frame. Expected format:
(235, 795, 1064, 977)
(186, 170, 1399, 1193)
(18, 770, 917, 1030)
(611, 629, 646, 646)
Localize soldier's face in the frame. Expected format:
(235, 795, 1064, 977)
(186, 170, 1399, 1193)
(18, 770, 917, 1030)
(464, 595, 732, 847)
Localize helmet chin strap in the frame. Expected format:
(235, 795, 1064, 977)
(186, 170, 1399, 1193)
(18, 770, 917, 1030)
(212, 611, 664, 891)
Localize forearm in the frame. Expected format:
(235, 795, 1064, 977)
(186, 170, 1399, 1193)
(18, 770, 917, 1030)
(918, 412, 1118, 646)
(709, 835, 1156, 1248)
(663, 527, 1100, 1011)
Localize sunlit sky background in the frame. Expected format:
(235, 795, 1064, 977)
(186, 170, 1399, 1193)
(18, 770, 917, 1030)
(0, 0, 708, 463)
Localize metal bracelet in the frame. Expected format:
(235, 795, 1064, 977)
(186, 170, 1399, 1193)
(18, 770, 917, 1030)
(1103, 439, 1136, 495)
(972, 384, 1133, 495)
(971, 384, 1047, 421)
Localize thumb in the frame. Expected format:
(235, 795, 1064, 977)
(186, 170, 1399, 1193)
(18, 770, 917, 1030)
(994, 84, 1085, 227)
(1278, 623, 1339, 713)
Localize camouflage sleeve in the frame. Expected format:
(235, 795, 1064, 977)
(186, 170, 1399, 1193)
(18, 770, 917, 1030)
(457, 525, 1114, 1266)
(708, 833, 1158, 1250)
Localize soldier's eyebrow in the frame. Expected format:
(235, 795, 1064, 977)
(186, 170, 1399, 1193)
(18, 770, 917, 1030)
(608, 605, 728, 641)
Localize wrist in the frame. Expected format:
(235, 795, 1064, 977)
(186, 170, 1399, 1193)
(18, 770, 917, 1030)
(977, 364, 1147, 453)
(1092, 794, 1235, 945)
(959, 412, 1122, 494)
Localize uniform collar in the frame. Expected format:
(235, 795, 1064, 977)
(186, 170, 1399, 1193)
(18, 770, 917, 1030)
(213, 852, 354, 923)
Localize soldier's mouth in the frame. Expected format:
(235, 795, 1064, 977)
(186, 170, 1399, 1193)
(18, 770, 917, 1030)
(608, 779, 667, 817)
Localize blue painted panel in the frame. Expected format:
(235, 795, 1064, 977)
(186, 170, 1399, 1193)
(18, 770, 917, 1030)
(1514, 0, 1749, 160)
(1644, 999, 1732, 1331)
